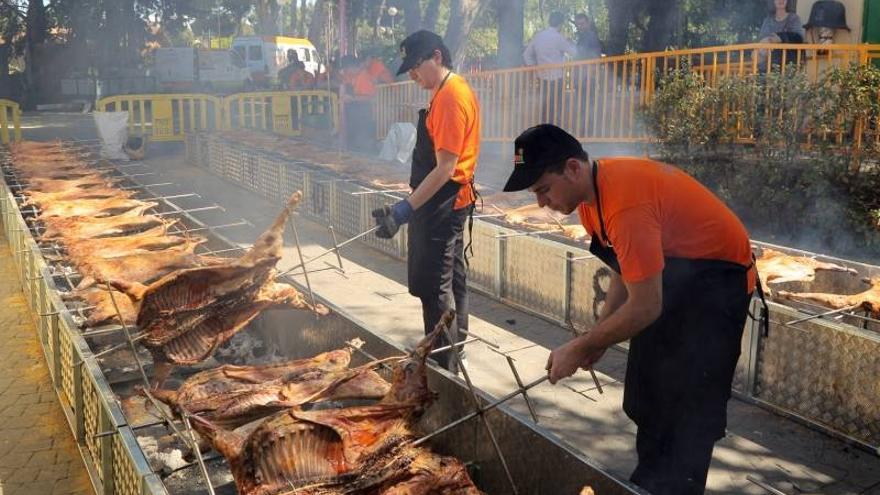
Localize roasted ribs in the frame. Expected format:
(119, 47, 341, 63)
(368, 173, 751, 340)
(153, 349, 390, 429)
(192, 312, 480, 495)
(109, 192, 328, 386)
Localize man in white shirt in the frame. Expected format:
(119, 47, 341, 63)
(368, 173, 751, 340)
(523, 11, 577, 124)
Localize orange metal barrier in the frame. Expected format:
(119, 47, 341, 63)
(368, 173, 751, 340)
(222, 91, 338, 136)
(375, 43, 880, 145)
(96, 94, 223, 142)
(0, 99, 22, 145)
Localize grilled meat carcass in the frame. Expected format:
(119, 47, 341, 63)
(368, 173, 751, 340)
(27, 175, 115, 193)
(40, 214, 172, 240)
(192, 313, 474, 495)
(35, 198, 157, 219)
(108, 192, 327, 386)
(61, 234, 205, 263)
(73, 248, 219, 290)
(64, 287, 138, 327)
(153, 349, 391, 429)
(778, 277, 880, 317)
(22, 187, 134, 207)
(757, 248, 857, 293)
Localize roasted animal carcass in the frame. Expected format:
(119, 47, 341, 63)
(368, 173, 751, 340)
(192, 312, 479, 495)
(495, 203, 588, 240)
(65, 287, 138, 327)
(108, 192, 328, 386)
(756, 248, 857, 293)
(152, 349, 391, 429)
(60, 233, 205, 262)
(22, 186, 134, 206)
(73, 248, 218, 290)
(35, 198, 157, 219)
(40, 214, 172, 240)
(778, 277, 880, 317)
(27, 175, 116, 193)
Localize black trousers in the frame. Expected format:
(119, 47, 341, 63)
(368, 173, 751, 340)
(409, 202, 469, 373)
(539, 78, 564, 125)
(624, 263, 752, 494)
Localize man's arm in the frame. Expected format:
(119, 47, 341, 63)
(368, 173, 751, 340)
(547, 272, 662, 383)
(523, 39, 537, 66)
(407, 149, 458, 209)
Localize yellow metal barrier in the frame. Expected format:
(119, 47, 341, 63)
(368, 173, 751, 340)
(376, 43, 880, 145)
(0, 99, 22, 145)
(222, 91, 338, 137)
(96, 94, 223, 142)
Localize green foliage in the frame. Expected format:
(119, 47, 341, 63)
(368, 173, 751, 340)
(642, 63, 880, 260)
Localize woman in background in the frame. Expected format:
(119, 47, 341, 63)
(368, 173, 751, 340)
(758, 0, 804, 43)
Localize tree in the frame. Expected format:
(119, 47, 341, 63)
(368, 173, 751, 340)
(496, 0, 523, 68)
(444, 0, 488, 68)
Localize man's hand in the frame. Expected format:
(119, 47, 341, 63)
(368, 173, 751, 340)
(546, 337, 597, 384)
(372, 200, 413, 239)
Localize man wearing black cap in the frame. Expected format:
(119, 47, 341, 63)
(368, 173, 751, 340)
(372, 30, 480, 372)
(503, 124, 765, 494)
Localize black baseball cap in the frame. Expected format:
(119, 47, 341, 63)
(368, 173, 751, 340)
(502, 124, 589, 192)
(397, 30, 449, 75)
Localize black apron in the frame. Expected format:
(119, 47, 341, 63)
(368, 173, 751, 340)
(587, 161, 758, 438)
(406, 72, 472, 297)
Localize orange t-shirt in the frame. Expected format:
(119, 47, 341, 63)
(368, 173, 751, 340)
(577, 157, 756, 292)
(351, 69, 377, 96)
(426, 74, 480, 209)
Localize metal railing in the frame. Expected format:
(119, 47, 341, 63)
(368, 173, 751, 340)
(97, 94, 223, 142)
(0, 99, 21, 145)
(96, 91, 338, 142)
(375, 43, 880, 145)
(222, 90, 338, 137)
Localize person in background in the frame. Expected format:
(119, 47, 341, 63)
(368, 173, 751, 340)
(287, 61, 315, 91)
(277, 49, 300, 90)
(758, 0, 805, 42)
(364, 53, 395, 86)
(503, 124, 763, 495)
(574, 13, 603, 60)
(339, 55, 379, 151)
(371, 31, 480, 373)
(757, 0, 804, 68)
(523, 11, 577, 124)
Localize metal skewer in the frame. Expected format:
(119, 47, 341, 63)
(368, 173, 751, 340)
(784, 304, 861, 326)
(276, 225, 378, 278)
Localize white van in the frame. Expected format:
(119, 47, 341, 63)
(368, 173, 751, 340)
(232, 36, 323, 87)
(154, 47, 251, 93)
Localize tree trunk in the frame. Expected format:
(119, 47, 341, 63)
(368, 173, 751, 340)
(641, 0, 678, 52)
(444, 0, 487, 69)
(299, 0, 309, 35)
(422, 0, 441, 32)
(309, 0, 329, 53)
(496, 0, 524, 68)
(606, 0, 638, 55)
(0, 43, 9, 99)
(401, 0, 422, 35)
(290, 0, 298, 35)
(24, 0, 48, 108)
(257, 0, 280, 35)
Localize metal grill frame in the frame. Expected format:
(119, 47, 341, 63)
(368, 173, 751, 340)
(0, 162, 166, 494)
(188, 131, 880, 452)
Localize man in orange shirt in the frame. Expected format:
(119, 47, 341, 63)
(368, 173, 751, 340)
(372, 31, 480, 372)
(502, 124, 767, 494)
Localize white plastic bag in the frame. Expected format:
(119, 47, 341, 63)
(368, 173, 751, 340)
(378, 122, 417, 164)
(93, 111, 130, 160)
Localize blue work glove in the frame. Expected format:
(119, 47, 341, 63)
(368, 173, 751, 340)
(372, 200, 413, 239)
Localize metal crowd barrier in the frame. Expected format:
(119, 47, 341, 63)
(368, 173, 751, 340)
(97, 94, 223, 142)
(0, 177, 166, 494)
(0, 99, 22, 145)
(188, 130, 880, 453)
(375, 43, 880, 147)
(222, 90, 338, 137)
(96, 91, 338, 142)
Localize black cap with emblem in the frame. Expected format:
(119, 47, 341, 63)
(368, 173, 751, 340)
(503, 124, 589, 192)
(397, 30, 452, 75)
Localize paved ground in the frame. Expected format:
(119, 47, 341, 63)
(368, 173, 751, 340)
(0, 234, 93, 495)
(16, 112, 880, 495)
